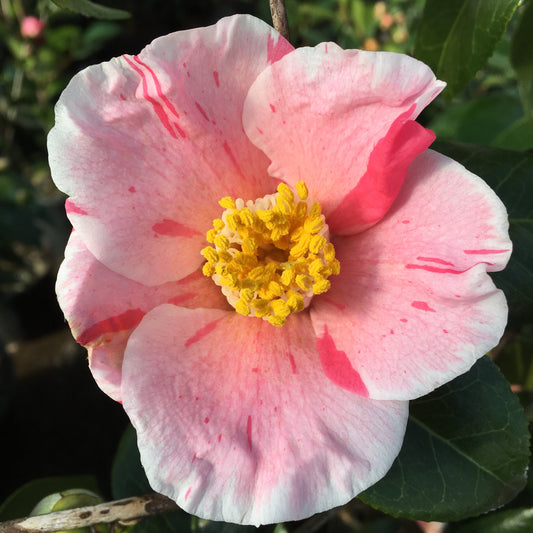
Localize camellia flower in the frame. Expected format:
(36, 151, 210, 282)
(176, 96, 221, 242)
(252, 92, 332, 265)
(49, 14, 511, 526)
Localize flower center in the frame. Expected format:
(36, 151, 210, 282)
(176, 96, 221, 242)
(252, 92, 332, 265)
(201, 181, 340, 326)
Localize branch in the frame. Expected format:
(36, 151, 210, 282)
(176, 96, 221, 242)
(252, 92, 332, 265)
(269, 0, 290, 41)
(0, 494, 180, 533)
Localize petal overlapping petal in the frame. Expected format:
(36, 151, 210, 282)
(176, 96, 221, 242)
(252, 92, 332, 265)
(311, 150, 511, 400)
(243, 45, 444, 232)
(49, 15, 293, 286)
(56, 231, 227, 401)
(121, 305, 408, 525)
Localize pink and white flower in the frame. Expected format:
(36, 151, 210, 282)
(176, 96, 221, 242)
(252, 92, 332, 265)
(49, 14, 511, 525)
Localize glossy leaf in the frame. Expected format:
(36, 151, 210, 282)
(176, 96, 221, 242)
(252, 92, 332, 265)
(50, 0, 130, 20)
(511, 1, 533, 117)
(448, 507, 533, 533)
(360, 357, 529, 521)
(433, 141, 533, 325)
(414, 0, 520, 97)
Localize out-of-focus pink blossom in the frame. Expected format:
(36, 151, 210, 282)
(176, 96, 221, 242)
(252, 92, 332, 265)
(20, 16, 45, 39)
(48, 14, 511, 526)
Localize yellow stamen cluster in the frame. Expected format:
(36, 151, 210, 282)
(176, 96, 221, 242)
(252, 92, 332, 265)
(201, 181, 340, 326)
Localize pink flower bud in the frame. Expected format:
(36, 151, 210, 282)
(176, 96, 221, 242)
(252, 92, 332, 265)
(20, 16, 45, 39)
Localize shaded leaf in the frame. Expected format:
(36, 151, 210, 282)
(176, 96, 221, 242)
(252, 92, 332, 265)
(511, 1, 533, 117)
(414, 0, 520, 97)
(492, 117, 533, 151)
(433, 141, 533, 325)
(50, 0, 130, 20)
(447, 507, 533, 533)
(360, 357, 529, 521)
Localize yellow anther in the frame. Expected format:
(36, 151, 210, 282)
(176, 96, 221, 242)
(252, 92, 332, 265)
(304, 216, 324, 234)
(280, 267, 295, 286)
(202, 262, 215, 276)
(213, 234, 230, 250)
(290, 234, 311, 258)
(267, 315, 286, 327)
(235, 299, 250, 316)
(201, 181, 338, 326)
(225, 213, 240, 231)
(240, 288, 255, 303)
(324, 242, 336, 262)
(330, 259, 341, 275)
(295, 274, 313, 291)
(270, 298, 291, 319)
(239, 208, 254, 226)
(277, 182, 294, 201)
(218, 250, 233, 263)
(219, 197, 236, 209)
(309, 202, 322, 218)
(309, 234, 327, 254)
(313, 279, 331, 294)
(295, 181, 308, 200)
(213, 218, 225, 231)
(287, 290, 305, 312)
(242, 237, 257, 253)
(249, 266, 265, 280)
(201, 246, 218, 263)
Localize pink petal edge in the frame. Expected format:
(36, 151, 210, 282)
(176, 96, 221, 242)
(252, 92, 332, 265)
(121, 305, 408, 525)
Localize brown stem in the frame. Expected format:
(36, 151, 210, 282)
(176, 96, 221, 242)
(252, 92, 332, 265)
(269, 0, 290, 41)
(0, 494, 180, 533)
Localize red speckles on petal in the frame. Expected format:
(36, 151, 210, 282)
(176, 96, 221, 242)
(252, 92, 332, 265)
(119, 93, 126, 100)
(167, 292, 194, 306)
(218, 434, 222, 443)
(195, 102, 209, 121)
(288, 352, 298, 374)
(65, 199, 88, 215)
(128, 186, 136, 193)
(184, 318, 222, 347)
(246, 415, 253, 452)
(317, 326, 369, 396)
(464, 249, 510, 255)
(76, 308, 145, 345)
(269, 104, 276, 113)
(185, 488, 192, 500)
(401, 219, 410, 224)
(400, 318, 408, 323)
(204, 417, 210, 424)
(152, 219, 200, 238)
(213, 70, 220, 87)
(411, 301, 436, 312)
(416, 256, 454, 266)
(406, 264, 466, 275)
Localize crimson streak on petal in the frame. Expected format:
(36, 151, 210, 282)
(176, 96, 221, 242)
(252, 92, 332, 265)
(76, 308, 145, 345)
(317, 326, 369, 396)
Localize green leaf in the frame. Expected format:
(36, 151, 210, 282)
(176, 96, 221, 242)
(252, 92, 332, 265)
(429, 94, 523, 145)
(432, 141, 533, 325)
(492, 117, 533, 151)
(414, 0, 521, 97)
(50, 0, 131, 20)
(511, 1, 533, 117)
(360, 356, 529, 521)
(448, 507, 533, 533)
(0, 476, 100, 521)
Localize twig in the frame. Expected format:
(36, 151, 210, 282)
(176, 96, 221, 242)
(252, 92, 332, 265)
(0, 494, 180, 533)
(269, 0, 290, 41)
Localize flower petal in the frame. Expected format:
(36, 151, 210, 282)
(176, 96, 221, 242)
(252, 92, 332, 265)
(243, 45, 444, 231)
(48, 15, 293, 285)
(311, 149, 511, 400)
(56, 231, 227, 401)
(121, 305, 408, 525)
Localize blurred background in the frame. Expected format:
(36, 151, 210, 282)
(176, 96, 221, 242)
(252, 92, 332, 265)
(0, 0, 531, 530)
